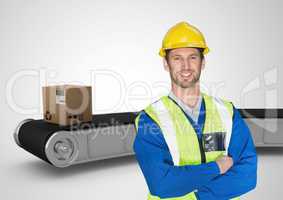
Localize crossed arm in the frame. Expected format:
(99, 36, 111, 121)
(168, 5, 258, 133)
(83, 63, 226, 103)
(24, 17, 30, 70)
(133, 107, 257, 200)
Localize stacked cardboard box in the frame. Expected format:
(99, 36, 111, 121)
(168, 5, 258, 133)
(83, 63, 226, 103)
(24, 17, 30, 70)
(42, 85, 92, 126)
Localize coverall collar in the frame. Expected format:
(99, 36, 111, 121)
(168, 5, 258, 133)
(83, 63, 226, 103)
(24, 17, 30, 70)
(168, 90, 202, 123)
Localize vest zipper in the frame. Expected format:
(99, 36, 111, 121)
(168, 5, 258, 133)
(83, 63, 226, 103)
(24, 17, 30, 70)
(199, 104, 207, 163)
(198, 136, 206, 163)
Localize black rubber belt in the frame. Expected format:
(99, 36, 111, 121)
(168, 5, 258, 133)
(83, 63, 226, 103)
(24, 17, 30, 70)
(18, 112, 137, 164)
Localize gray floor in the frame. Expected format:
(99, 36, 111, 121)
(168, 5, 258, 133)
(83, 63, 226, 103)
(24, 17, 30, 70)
(1, 144, 282, 200)
(243, 148, 283, 199)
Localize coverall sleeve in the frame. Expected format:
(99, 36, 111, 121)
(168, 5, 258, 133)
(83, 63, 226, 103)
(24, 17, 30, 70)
(133, 111, 221, 199)
(196, 105, 258, 200)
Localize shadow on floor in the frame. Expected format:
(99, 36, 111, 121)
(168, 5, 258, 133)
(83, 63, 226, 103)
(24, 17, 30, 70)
(16, 155, 137, 178)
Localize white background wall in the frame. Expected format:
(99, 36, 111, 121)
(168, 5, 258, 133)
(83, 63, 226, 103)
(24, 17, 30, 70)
(1, 0, 282, 199)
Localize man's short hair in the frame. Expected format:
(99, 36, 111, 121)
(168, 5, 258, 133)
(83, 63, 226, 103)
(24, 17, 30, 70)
(165, 48, 205, 62)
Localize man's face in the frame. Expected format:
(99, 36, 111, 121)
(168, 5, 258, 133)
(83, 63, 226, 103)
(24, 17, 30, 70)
(164, 47, 205, 89)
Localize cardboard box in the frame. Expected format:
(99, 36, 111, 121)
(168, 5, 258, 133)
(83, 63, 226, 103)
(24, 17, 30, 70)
(42, 85, 92, 126)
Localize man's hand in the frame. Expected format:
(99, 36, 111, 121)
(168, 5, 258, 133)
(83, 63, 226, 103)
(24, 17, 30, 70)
(216, 156, 234, 174)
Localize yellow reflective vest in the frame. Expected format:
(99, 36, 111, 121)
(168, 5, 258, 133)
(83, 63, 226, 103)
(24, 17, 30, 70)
(135, 92, 240, 200)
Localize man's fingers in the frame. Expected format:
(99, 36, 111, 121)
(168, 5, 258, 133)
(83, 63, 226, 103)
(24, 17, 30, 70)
(216, 156, 234, 174)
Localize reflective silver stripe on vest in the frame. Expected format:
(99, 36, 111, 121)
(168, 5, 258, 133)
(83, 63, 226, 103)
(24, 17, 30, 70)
(151, 100, 180, 165)
(211, 96, 233, 155)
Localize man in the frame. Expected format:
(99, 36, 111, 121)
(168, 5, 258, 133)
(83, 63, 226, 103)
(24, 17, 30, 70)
(133, 21, 257, 200)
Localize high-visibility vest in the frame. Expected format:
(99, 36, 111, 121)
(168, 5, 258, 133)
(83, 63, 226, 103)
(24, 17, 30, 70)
(135, 92, 240, 200)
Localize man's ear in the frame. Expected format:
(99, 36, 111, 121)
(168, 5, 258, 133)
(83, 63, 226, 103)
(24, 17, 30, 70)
(163, 58, 170, 72)
(201, 57, 206, 70)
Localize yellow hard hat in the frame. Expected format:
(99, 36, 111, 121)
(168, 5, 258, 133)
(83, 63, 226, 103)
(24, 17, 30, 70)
(159, 21, 209, 57)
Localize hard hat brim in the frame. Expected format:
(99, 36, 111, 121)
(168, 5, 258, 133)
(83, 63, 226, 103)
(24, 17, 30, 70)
(159, 46, 210, 57)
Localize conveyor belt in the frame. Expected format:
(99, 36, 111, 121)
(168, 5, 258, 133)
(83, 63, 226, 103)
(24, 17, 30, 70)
(239, 109, 283, 118)
(15, 112, 138, 167)
(14, 109, 283, 167)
